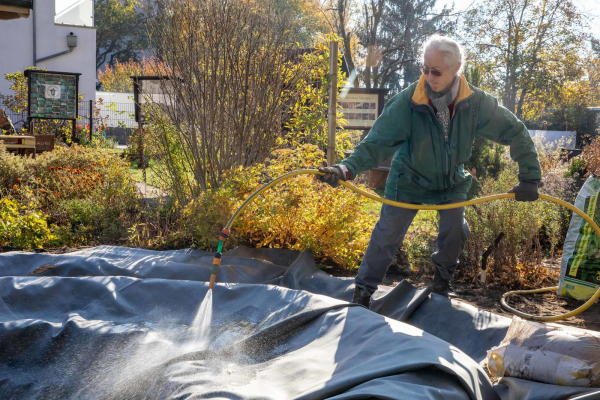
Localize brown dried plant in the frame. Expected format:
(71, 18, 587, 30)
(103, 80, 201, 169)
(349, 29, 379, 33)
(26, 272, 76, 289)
(582, 135, 600, 177)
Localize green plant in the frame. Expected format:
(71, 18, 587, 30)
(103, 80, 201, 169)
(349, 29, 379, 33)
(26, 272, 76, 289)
(0, 197, 55, 249)
(123, 128, 148, 163)
(1, 145, 140, 247)
(461, 162, 565, 288)
(144, 118, 193, 201)
(283, 34, 347, 151)
(0, 145, 133, 191)
(1, 68, 43, 132)
(397, 144, 577, 288)
(55, 198, 104, 243)
(564, 155, 586, 187)
(335, 129, 363, 163)
(1, 68, 41, 113)
(0, 145, 26, 190)
(401, 210, 439, 275)
(127, 197, 188, 249)
(182, 144, 378, 269)
(465, 136, 506, 198)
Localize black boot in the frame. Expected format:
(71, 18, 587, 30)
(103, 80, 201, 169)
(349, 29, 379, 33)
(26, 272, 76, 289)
(352, 286, 371, 308)
(432, 268, 456, 298)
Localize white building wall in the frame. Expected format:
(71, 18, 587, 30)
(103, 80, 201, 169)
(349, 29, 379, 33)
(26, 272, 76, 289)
(0, 0, 96, 102)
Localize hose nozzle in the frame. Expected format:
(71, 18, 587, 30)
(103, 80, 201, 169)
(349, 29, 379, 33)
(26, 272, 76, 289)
(208, 228, 229, 290)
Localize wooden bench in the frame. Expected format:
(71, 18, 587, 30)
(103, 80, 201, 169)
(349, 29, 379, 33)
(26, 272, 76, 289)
(0, 135, 36, 157)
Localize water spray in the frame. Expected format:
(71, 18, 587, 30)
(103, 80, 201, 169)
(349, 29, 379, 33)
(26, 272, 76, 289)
(206, 169, 600, 321)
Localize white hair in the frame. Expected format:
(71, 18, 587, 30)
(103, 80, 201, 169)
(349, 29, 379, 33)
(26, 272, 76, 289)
(421, 34, 465, 74)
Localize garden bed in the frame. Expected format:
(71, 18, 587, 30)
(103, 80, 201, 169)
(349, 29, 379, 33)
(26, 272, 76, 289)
(325, 262, 600, 331)
(399, 273, 600, 332)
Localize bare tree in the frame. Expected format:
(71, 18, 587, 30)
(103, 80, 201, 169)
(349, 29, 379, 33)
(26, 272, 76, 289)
(144, 0, 312, 202)
(377, 0, 452, 91)
(332, 0, 452, 90)
(335, 0, 359, 87)
(361, 0, 385, 89)
(464, 0, 585, 118)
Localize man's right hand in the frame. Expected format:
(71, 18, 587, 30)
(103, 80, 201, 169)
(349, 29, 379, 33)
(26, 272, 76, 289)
(316, 165, 350, 188)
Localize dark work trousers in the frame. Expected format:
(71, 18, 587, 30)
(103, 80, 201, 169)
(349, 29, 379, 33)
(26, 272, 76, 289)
(355, 199, 471, 296)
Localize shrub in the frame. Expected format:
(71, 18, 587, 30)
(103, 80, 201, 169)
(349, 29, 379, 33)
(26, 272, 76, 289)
(394, 139, 578, 288)
(401, 210, 439, 274)
(0, 145, 140, 247)
(146, 0, 331, 195)
(0, 196, 55, 249)
(462, 165, 559, 287)
(564, 155, 586, 188)
(182, 144, 378, 269)
(283, 35, 348, 152)
(0, 144, 129, 186)
(0, 145, 26, 190)
(582, 135, 600, 176)
(465, 136, 506, 198)
(457, 142, 577, 287)
(127, 197, 188, 249)
(53, 199, 105, 243)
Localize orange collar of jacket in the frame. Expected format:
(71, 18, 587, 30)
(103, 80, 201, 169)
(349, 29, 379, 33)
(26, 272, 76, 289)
(411, 74, 474, 116)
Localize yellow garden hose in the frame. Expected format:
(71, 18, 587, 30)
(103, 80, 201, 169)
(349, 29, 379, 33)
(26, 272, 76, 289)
(208, 169, 600, 322)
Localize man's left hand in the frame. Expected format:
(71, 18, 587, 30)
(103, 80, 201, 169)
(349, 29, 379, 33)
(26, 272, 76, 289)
(508, 180, 541, 202)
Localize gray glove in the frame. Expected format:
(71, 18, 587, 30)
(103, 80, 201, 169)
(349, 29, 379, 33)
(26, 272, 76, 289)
(508, 179, 541, 202)
(317, 165, 350, 188)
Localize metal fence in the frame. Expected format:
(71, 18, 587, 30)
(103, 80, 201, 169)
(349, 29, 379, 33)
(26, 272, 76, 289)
(1, 99, 137, 146)
(2, 109, 27, 130)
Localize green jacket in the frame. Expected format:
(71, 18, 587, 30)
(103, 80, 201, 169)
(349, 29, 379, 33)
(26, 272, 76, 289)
(341, 74, 541, 204)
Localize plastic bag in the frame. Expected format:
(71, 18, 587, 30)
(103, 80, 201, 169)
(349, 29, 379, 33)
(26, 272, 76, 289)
(486, 317, 600, 387)
(559, 175, 600, 300)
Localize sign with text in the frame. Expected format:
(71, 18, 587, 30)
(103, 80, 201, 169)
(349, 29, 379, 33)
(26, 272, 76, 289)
(338, 88, 388, 130)
(25, 70, 81, 120)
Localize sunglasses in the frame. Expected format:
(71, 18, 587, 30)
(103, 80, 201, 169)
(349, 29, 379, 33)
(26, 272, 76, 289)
(421, 67, 443, 77)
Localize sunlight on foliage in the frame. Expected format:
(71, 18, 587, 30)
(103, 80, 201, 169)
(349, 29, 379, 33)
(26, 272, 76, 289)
(183, 144, 378, 268)
(0, 197, 54, 249)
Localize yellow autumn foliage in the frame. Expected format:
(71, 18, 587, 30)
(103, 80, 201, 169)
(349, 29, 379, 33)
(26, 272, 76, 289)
(182, 144, 378, 269)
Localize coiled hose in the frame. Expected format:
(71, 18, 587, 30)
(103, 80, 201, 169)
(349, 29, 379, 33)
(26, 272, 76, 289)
(208, 169, 600, 322)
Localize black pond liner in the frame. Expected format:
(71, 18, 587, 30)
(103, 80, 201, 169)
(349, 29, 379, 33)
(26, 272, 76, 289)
(0, 246, 598, 399)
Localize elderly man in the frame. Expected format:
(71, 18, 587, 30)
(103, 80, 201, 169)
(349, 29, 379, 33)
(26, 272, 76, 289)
(318, 35, 541, 304)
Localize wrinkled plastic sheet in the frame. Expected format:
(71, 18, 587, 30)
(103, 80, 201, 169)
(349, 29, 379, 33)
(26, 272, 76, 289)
(0, 246, 598, 400)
